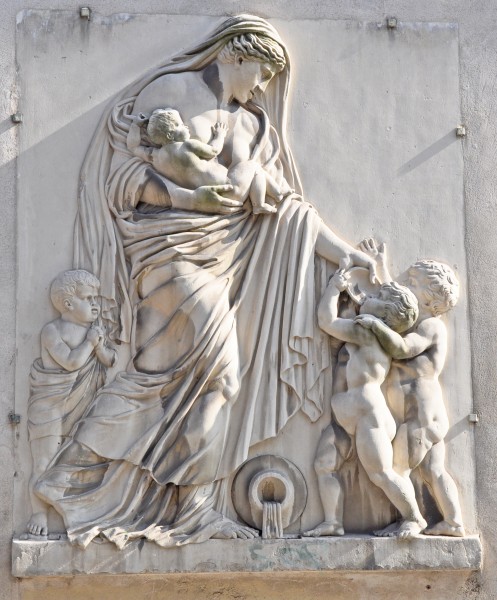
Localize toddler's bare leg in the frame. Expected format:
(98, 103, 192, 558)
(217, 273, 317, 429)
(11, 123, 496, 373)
(407, 424, 437, 471)
(374, 423, 412, 536)
(406, 405, 448, 471)
(419, 442, 465, 536)
(392, 423, 411, 478)
(303, 423, 350, 536)
(356, 419, 426, 538)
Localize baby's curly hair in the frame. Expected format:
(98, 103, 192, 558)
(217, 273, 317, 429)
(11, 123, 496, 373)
(147, 109, 181, 145)
(409, 260, 459, 316)
(380, 282, 419, 333)
(50, 270, 100, 314)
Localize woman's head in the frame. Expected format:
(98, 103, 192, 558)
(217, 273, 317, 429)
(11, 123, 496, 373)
(216, 33, 286, 104)
(217, 33, 286, 71)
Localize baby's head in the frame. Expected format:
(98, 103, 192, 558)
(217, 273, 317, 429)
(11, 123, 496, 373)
(361, 282, 419, 333)
(406, 260, 459, 317)
(147, 109, 190, 145)
(50, 270, 101, 324)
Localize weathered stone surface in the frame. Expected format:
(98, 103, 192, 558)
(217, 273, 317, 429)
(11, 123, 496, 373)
(3, 5, 497, 599)
(14, 11, 473, 549)
(12, 535, 482, 577)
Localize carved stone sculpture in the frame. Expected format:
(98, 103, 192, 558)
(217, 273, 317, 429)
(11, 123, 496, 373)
(126, 110, 289, 214)
(232, 455, 307, 539)
(24, 14, 466, 548)
(304, 268, 427, 538)
(33, 14, 377, 548)
(304, 245, 465, 539)
(26, 270, 116, 537)
(358, 244, 465, 537)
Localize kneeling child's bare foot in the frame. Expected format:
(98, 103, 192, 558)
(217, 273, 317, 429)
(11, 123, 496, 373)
(27, 512, 48, 537)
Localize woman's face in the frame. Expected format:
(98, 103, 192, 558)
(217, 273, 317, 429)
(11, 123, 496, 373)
(228, 57, 277, 103)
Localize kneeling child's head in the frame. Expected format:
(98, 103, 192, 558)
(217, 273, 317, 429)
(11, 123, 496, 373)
(50, 270, 101, 325)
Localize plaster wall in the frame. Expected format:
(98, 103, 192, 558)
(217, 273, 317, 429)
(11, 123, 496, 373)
(1, 1, 496, 599)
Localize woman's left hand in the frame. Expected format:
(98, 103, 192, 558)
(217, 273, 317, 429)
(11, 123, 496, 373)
(348, 250, 378, 284)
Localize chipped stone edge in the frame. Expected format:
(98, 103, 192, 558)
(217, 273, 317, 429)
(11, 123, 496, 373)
(12, 535, 482, 578)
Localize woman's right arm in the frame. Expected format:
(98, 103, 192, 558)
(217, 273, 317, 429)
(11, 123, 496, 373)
(140, 170, 241, 214)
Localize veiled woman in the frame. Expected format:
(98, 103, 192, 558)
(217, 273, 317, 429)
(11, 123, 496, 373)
(37, 14, 375, 547)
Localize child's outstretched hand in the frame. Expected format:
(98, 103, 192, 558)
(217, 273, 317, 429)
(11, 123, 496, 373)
(359, 238, 391, 283)
(359, 238, 387, 267)
(212, 122, 228, 137)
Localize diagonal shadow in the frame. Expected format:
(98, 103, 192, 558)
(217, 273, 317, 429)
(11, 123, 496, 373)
(444, 416, 469, 444)
(397, 130, 458, 177)
(0, 116, 17, 137)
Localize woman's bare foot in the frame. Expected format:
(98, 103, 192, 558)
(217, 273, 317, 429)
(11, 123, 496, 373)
(27, 512, 48, 536)
(424, 520, 465, 537)
(212, 518, 260, 540)
(302, 521, 345, 537)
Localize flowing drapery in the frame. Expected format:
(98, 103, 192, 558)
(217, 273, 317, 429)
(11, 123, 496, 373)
(37, 14, 333, 548)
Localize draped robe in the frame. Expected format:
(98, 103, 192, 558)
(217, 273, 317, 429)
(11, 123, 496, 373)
(28, 356, 104, 442)
(37, 14, 333, 548)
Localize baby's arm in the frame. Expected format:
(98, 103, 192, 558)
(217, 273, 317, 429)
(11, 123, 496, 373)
(355, 316, 438, 359)
(92, 326, 117, 368)
(41, 323, 99, 372)
(187, 122, 228, 160)
(318, 270, 372, 345)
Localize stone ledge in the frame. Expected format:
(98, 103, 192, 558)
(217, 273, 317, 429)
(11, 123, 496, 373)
(12, 535, 482, 577)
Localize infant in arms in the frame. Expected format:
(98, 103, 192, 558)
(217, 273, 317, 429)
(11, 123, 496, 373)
(127, 108, 291, 215)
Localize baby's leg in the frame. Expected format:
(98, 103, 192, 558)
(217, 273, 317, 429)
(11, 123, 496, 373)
(226, 161, 257, 202)
(27, 435, 63, 536)
(419, 441, 465, 536)
(261, 169, 292, 202)
(303, 422, 350, 536)
(356, 413, 426, 537)
(227, 161, 277, 214)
